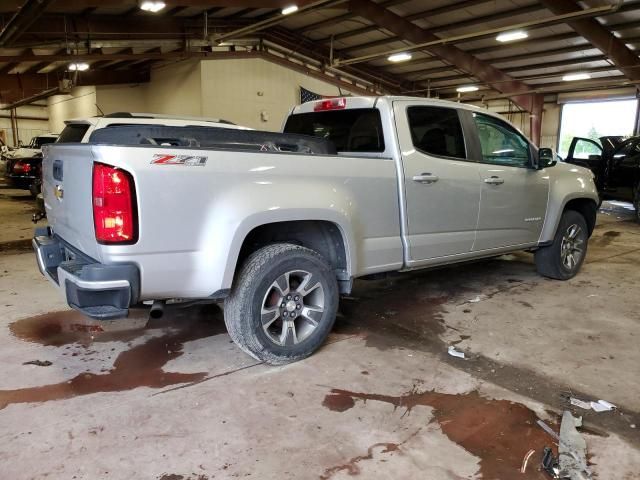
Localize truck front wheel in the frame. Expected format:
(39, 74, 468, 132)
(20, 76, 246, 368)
(224, 243, 339, 365)
(534, 210, 589, 280)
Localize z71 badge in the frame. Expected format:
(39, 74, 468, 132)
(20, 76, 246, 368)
(151, 154, 207, 166)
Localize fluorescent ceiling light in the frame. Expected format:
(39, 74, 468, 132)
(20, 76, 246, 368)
(281, 5, 299, 15)
(139, 1, 166, 12)
(563, 72, 591, 81)
(496, 30, 528, 42)
(456, 85, 479, 93)
(68, 62, 89, 72)
(388, 52, 412, 63)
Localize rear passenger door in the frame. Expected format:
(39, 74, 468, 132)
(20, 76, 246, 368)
(467, 111, 549, 251)
(393, 101, 481, 263)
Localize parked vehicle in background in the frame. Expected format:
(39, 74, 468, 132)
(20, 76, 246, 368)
(34, 96, 599, 364)
(4, 134, 58, 195)
(28, 113, 250, 222)
(57, 112, 250, 143)
(564, 135, 640, 220)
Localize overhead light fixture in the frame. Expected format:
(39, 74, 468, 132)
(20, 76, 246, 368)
(563, 72, 591, 81)
(496, 30, 528, 42)
(456, 85, 479, 93)
(388, 52, 412, 63)
(68, 62, 90, 72)
(139, 1, 166, 12)
(281, 4, 299, 15)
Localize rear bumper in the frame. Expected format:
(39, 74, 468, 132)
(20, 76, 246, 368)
(6, 174, 36, 189)
(33, 228, 140, 320)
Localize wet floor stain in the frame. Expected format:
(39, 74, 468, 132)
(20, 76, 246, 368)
(9, 309, 145, 346)
(322, 387, 553, 480)
(320, 442, 402, 480)
(158, 475, 209, 480)
(0, 306, 226, 411)
(595, 230, 622, 247)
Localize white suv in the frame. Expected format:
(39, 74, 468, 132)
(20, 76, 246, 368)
(57, 112, 250, 143)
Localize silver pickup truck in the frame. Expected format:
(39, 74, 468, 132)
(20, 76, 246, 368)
(34, 96, 599, 364)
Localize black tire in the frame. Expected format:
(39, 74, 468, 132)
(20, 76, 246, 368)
(224, 243, 339, 365)
(535, 210, 589, 280)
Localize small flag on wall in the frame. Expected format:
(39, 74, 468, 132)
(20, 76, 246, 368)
(300, 86, 325, 104)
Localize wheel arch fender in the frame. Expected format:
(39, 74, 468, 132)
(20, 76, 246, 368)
(203, 183, 359, 291)
(540, 193, 598, 244)
(223, 210, 357, 288)
(540, 165, 599, 244)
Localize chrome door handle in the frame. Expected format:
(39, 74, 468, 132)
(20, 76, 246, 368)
(484, 176, 504, 185)
(413, 173, 439, 184)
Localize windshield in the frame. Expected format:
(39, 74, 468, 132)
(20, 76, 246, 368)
(57, 124, 90, 143)
(29, 136, 57, 148)
(283, 108, 385, 153)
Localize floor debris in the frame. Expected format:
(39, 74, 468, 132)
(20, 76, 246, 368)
(590, 400, 615, 412)
(537, 419, 560, 441)
(542, 447, 560, 478)
(520, 449, 535, 473)
(22, 360, 52, 367)
(569, 397, 591, 410)
(558, 410, 591, 479)
(447, 346, 466, 359)
(468, 295, 482, 303)
(569, 396, 616, 413)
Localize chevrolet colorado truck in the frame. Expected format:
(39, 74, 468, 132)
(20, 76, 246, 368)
(33, 96, 599, 364)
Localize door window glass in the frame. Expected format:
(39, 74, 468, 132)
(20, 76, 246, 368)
(572, 139, 602, 159)
(473, 113, 530, 168)
(406, 106, 466, 159)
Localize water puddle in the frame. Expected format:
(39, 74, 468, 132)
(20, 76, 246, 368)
(322, 387, 555, 479)
(1, 305, 226, 410)
(9, 309, 148, 346)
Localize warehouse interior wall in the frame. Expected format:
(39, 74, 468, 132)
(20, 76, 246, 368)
(49, 58, 352, 131)
(0, 104, 50, 147)
(199, 57, 352, 130)
(47, 86, 98, 134)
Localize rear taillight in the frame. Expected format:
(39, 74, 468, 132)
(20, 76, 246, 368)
(13, 161, 31, 174)
(92, 163, 137, 244)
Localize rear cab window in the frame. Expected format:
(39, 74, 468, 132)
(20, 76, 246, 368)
(57, 124, 90, 143)
(283, 108, 385, 153)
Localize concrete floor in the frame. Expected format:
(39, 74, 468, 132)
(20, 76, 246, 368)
(1, 200, 639, 479)
(0, 181, 41, 246)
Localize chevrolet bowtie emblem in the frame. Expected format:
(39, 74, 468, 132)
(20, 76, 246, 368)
(54, 184, 64, 200)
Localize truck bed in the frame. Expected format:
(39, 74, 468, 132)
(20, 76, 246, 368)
(88, 125, 337, 155)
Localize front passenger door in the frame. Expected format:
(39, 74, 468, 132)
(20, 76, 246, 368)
(470, 112, 549, 251)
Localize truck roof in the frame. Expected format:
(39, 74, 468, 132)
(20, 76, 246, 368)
(64, 113, 250, 129)
(292, 95, 499, 114)
(290, 95, 528, 139)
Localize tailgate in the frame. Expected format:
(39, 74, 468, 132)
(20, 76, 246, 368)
(42, 144, 101, 261)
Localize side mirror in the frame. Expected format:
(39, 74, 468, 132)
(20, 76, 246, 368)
(537, 147, 557, 169)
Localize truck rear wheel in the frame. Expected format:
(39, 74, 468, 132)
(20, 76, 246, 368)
(534, 210, 588, 280)
(224, 243, 339, 365)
